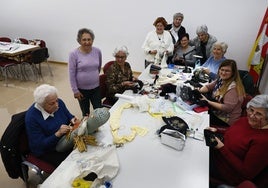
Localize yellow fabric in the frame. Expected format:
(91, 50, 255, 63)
(72, 178, 92, 188)
(110, 103, 148, 144)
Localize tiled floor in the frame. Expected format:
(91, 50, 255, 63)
(0, 63, 85, 187)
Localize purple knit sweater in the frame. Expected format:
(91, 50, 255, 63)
(68, 47, 102, 93)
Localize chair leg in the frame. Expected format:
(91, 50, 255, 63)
(21, 62, 35, 81)
(32, 64, 43, 82)
(4, 68, 8, 87)
(45, 61, 53, 76)
(21, 163, 30, 188)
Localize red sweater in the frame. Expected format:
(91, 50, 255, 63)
(211, 117, 268, 185)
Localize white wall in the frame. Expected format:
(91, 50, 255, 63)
(1, 0, 267, 92)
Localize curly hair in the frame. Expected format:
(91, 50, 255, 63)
(77, 28, 95, 43)
(153, 17, 168, 27)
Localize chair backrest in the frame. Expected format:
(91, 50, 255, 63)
(103, 61, 114, 74)
(31, 47, 48, 64)
(99, 74, 107, 99)
(0, 111, 27, 179)
(239, 70, 255, 96)
(19, 38, 29, 44)
(0, 37, 11, 42)
(29, 39, 46, 48)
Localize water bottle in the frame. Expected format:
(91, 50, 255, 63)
(195, 59, 201, 69)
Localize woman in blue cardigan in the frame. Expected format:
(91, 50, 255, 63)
(25, 84, 110, 167)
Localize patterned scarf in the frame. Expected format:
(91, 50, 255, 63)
(213, 78, 223, 101)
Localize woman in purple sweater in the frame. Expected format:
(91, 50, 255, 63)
(69, 28, 102, 117)
(208, 94, 268, 187)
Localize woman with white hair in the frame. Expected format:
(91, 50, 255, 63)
(106, 46, 138, 104)
(165, 12, 186, 45)
(207, 94, 268, 187)
(25, 84, 110, 167)
(201, 42, 228, 80)
(190, 24, 217, 64)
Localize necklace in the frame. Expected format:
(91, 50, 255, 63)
(157, 34, 163, 41)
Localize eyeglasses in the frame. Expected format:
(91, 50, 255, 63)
(219, 68, 232, 73)
(115, 56, 126, 59)
(246, 107, 265, 119)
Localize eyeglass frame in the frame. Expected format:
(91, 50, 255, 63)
(246, 107, 266, 119)
(115, 55, 126, 59)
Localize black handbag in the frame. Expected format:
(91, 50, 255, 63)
(159, 116, 189, 136)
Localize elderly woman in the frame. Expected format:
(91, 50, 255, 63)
(106, 46, 138, 104)
(208, 94, 268, 187)
(165, 12, 186, 46)
(142, 17, 174, 68)
(201, 42, 228, 80)
(69, 28, 102, 117)
(190, 24, 217, 64)
(25, 84, 110, 167)
(172, 33, 196, 67)
(199, 59, 245, 126)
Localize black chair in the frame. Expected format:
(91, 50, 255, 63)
(0, 111, 55, 188)
(25, 47, 53, 81)
(238, 70, 255, 96)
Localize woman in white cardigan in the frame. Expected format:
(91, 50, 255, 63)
(142, 17, 174, 68)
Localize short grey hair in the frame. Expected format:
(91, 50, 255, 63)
(113, 45, 129, 57)
(247, 94, 268, 118)
(213, 42, 228, 54)
(196, 25, 208, 34)
(34, 84, 58, 106)
(173, 12, 184, 20)
(77, 28, 95, 43)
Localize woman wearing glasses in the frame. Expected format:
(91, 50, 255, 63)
(106, 46, 138, 104)
(199, 59, 245, 126)
(208, 94, 268, 187)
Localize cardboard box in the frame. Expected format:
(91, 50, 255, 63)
(161, 129, 186, 151)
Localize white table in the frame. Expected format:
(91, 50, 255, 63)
(0, 42, 39, 81)
(0, 42, 39, 57)
(41, 90, 209, 188)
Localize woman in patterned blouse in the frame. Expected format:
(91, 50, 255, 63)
(106, 46, 138, 104)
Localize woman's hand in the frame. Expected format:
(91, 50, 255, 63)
(70, 117, 80, 125)
(132, 77, 138, 81)
(205, 127, 217, 132)
(215, 137, 224, 149)
(200, 94, 209, 102)
(149, 50, 157, 55)
(122, 81, 135, 87)
(55, 125, 72, 137)
(74, 92, 83, 101)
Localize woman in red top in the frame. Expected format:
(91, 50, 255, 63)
(208, 94, 268, 187)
